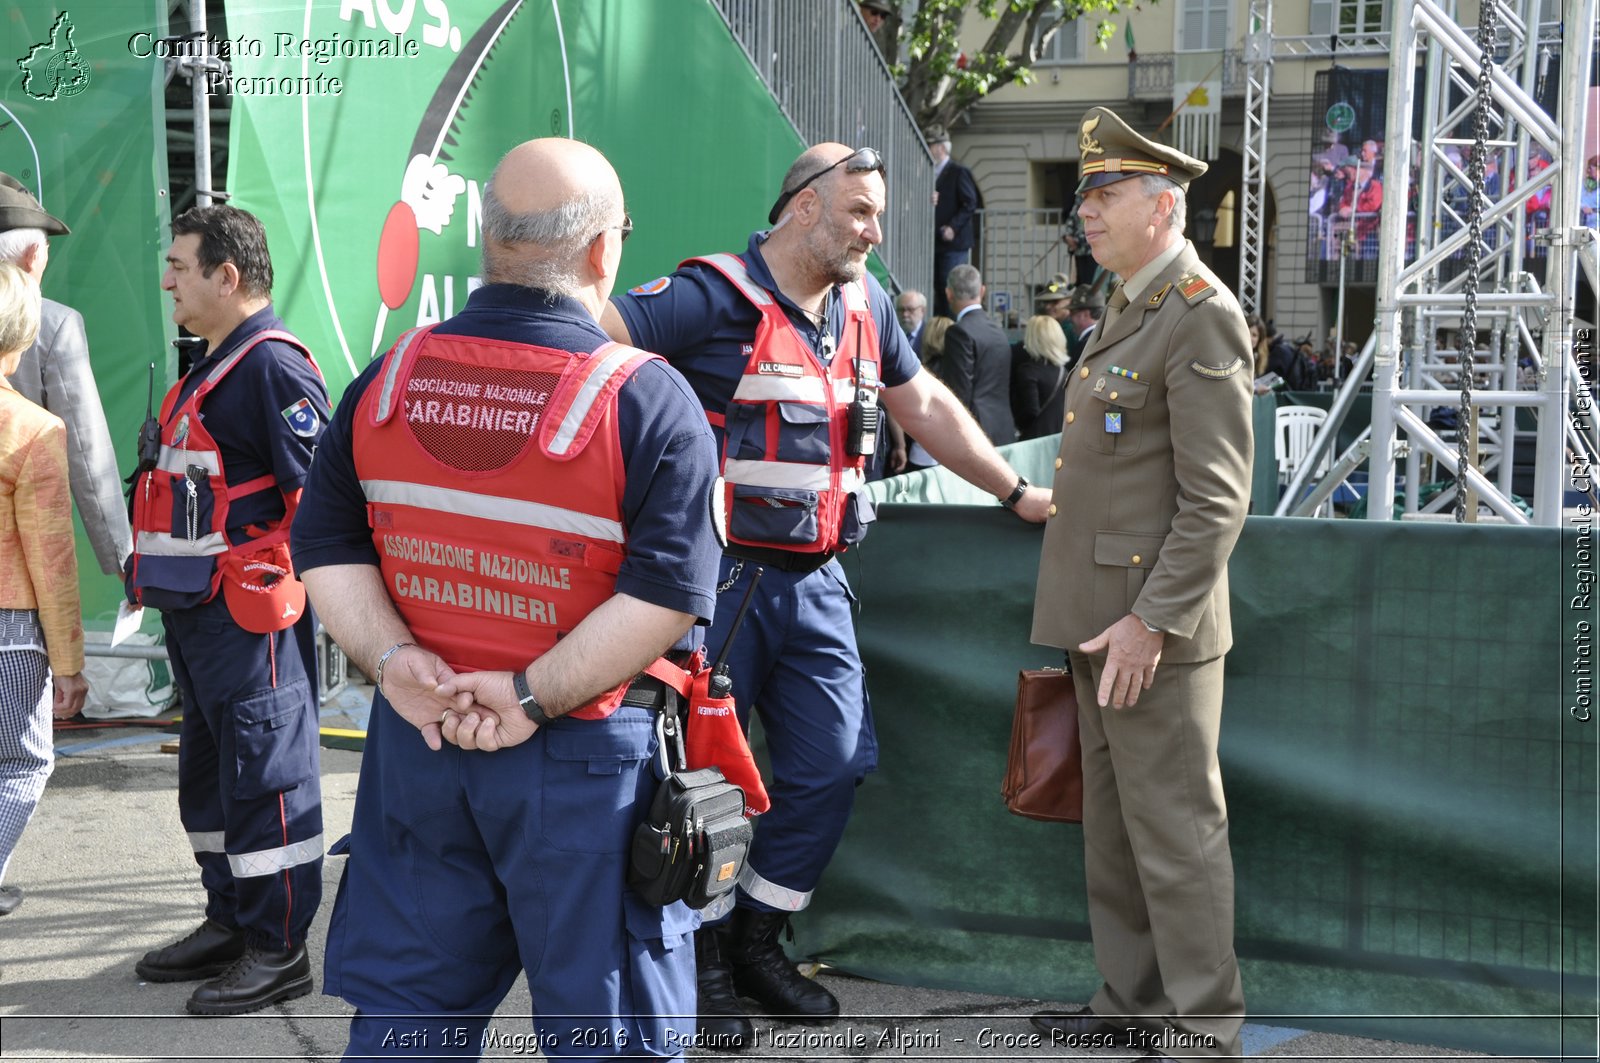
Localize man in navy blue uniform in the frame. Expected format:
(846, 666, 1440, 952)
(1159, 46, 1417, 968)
(603, 142, 1051, 1048)
(129, 206, 329, 1015)
(292, 138, 721, 1061)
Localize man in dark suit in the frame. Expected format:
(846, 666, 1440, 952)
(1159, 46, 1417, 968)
(939, 264, 1014, 446)
(926, 125, 979, 318)
(895, 288, 927, 358)
(1065, 284, 1105, 368)
(0, 174, 131, 577)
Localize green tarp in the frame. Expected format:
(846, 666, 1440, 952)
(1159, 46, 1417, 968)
(803, 462, 1596, 1057)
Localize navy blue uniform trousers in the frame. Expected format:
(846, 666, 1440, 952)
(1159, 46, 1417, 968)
(324, 696, 696, 1061)
(163, 597, 323, 949)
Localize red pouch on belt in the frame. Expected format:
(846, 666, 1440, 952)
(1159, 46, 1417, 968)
(684, 666, 771, 817)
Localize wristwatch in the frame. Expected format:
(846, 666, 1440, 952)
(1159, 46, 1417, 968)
(999, 476, 1030, 510)
(512, 669, 555, 726)
(1136, 615, 1164, 635)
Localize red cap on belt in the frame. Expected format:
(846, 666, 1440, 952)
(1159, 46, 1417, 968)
(221, 542, 306, 634)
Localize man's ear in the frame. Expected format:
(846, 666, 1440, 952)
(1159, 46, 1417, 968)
(216, 260, 242, 297)
(585, 230, 611, 283)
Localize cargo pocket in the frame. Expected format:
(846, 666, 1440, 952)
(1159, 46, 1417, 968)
(170, 466, 217, 542)
(728, 485, 819, 545)
(231, 677, 316, 799)
(774, 403, 830, 464)
(542, 713, 654, 853)
(837, 489, 876, 546)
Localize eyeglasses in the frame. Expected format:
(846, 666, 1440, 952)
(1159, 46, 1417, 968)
(598, 211, 632, 244)
(767, 147, 886, 225)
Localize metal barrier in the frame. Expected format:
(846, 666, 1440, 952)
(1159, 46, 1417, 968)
(709, 0, 934, 296)
(976, 208, 1075, 325)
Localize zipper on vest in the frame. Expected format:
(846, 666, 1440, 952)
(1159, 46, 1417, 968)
(185, 464, 205, 540)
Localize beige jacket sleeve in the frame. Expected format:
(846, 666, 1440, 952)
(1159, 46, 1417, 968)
(15, 416, 84, 675)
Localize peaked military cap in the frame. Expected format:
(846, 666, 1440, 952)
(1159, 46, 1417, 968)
(1075, 107, 1207, 193)
(1068, 285, 1105, 312)
(0, 172, 69, 236)
(1036, 272, 1072, 303)
(859, 0, 895, 15)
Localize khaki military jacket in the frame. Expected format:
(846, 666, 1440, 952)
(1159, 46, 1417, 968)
(1031, 242, 1253, 664)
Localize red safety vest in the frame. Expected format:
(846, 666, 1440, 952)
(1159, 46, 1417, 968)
(689, 253, 881, 554)
(127, 330, 321, 611)
(354, 327, 660, 720)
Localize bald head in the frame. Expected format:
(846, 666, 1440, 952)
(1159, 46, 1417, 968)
(481, 138, 624, 297)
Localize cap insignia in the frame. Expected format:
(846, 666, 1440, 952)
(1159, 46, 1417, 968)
(1079, 115, 1104, 157)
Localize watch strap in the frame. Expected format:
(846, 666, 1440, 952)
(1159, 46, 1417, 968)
(1000, 476, 1030, 509)
(512, 669, 554, 726)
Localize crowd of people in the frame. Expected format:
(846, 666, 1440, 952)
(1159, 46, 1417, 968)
(2, 103, 1255, 1060)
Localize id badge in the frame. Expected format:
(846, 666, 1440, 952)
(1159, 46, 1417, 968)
(1104, 409, 1123, 434)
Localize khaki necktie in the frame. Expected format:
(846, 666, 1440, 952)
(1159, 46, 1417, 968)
(1104, 284, 1130, 325)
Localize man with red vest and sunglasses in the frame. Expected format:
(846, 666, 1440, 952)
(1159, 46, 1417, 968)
(126, 205, 329, 1015)
(603, 143, 1052, 1048)
(291, 138, 722, 1061)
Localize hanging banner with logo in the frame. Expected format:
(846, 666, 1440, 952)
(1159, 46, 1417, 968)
(2, 3, 172, 620)
(220, 0, 810, 399)
(1306, 67, 1390, 284)
(1171, 50, 1223, 162)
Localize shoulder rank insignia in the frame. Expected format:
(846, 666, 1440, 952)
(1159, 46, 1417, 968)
(1189, 357, 1245, 380)
(1177, 272, 1215, 304)
(1147, 282, 1173, 307)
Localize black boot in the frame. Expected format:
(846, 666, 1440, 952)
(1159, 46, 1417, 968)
(185, 943, 314, 1016)
(726, 908, 839, 1023)
(134, 919, 247, 982)
(695, 926, 753, 1051)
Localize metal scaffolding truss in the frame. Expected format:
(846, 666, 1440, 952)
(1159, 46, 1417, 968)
(1276, 0, 1595, 527)
(1238, 0, 1271, 316)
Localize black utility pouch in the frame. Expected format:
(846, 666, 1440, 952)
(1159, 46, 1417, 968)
(628, 710, 752, 909)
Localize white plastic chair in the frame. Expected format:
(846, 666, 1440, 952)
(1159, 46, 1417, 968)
(1275, 405, 1332, 515)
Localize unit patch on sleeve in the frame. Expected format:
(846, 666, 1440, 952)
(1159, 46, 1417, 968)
(629, 277, 672, 296)
(281, 397, 320, 437)
(1189, 357, 1245, 380)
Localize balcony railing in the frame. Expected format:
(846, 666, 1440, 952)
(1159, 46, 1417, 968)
(1127, 50, 1246, 100)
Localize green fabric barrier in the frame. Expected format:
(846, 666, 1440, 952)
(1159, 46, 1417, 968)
(801, 506, 1595, 1057)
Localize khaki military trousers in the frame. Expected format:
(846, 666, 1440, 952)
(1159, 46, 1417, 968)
(1068, 650, 1244, 1059)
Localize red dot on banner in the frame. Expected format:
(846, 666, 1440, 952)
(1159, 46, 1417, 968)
(376, 202, 419, 310)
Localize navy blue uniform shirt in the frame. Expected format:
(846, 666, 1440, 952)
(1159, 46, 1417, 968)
(292, 285, 720, 630)
(611, 231, 922, 452)
(172, 305, 330, 542)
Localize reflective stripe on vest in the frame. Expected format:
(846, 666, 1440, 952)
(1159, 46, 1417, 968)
(359, 479, 626, 544)
(374, 326, 433, 424)
(543, 342, 657, 458)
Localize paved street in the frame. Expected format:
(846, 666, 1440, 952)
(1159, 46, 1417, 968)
(0, 686, 1544, 1062)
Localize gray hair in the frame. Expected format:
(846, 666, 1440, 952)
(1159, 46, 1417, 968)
(0, 261, 41, 365)
(0, 227, 47, 265)
(1138, 174, 1187, 233)
(946, 263, 982, 303)
(479, 179, 619, 297)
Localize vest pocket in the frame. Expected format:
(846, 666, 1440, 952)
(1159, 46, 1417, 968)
(231, 678, 316, 799)
(724, 404, 768, 461)
(170, 466, 217, 542)
(729, 485, 819, 545)
(775, 403, 830, 464)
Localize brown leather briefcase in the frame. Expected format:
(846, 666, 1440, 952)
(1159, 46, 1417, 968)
(1001, 666, 1083, 823)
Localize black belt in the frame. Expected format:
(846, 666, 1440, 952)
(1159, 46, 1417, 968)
(724, 544, 835, 574)
(620, 676, 671, 710)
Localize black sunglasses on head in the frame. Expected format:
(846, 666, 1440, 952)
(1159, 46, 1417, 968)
(767, 147, 885, 225)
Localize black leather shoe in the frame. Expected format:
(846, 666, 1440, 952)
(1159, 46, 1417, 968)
(185, 944, 313, 1016)
(0, 886, 22, 916)
(1029, 1007, 1139, 1047)
(726, 908, 839, 1023)
(135, 919, 248, 982)
(695, 926, 753, 1052)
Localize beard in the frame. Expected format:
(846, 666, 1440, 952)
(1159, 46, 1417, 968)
(806, 215, 870, 286)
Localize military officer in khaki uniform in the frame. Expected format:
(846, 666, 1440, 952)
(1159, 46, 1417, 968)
(1029, 108, 1253, 1059)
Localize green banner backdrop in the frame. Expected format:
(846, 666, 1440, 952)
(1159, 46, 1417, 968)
(223, 0, 809, 398)
(2, 3, 172, 621)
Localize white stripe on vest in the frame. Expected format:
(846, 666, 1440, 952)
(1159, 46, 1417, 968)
(135, 528, 228, 557)
(155, 447, 221, 476)
(360, 479, 625, 544)
(545, 343, 647, 458)
(375, 327, 430, 423)
(723, 460, 864, 494)
(700, 253, 773, 306)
